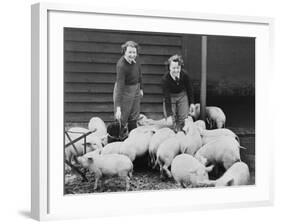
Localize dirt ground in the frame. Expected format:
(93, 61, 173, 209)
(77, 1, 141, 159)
(64, 135, 255, 195)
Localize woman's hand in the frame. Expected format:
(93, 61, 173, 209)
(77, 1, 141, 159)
(115, 107, 121, 120)
(166, 116, 173, 126)
(140, 89, 144, 97)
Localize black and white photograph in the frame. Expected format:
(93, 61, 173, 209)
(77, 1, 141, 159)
(63, 28, 255, 194)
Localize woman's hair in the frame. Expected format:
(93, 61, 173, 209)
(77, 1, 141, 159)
(166, 54, 184, 67)
(121, 40, 140, 55)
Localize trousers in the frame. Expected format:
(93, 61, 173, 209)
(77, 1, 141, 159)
(113, 83, 141, 128)
(163, 91, 189, 131)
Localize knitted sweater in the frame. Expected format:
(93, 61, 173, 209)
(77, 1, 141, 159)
(114, 56, 143, 107)
(162, 70, 194, 116)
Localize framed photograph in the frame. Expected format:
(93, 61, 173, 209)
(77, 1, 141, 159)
(31, 2, 274, 221)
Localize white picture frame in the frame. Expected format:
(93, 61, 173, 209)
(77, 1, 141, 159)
(31, 2, 274, 221)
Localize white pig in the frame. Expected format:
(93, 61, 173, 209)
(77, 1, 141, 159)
(181, 118, 202, 156)
(88, 117, 108, 146)
(137, 114, 173, 128)
(171, 154, 214, 188)
(195, 136, 241, 170)
(206, 106, 226, 129)
(119, 130, 154, 162)
(155, 136, 181, 179)
(65, 127, 103, 164)
(128, 125, 158, 138)
(148, 127, 176, 168)
(203, 162, 250, 187)
(194, 120, 206, 130)
(77, 150, 133, 191)
(101, 141, 123, 155)
(189, 103, 201, 120)
(189, 104, 226, 128)
(197, 127, 240, 145)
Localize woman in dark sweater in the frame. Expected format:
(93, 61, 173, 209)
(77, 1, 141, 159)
(113, 41, 143, 132)
(162, 54, 195, 131)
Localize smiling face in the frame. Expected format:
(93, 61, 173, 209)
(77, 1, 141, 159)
(169, 61, 181, 78)
(124, 46, 137, 63)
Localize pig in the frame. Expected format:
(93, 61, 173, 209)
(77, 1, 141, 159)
(171, 154, 214, 188)
(181, 117, 202, 156)
(65, 127, 103, 164)
(128, 125, 158, 138)
(205, 162, 250, 187)
(197, 127, 240, 145)
(173, 131, 187, 155)
(100, 141, 123, 155)
(148, 127, 176, 168)
(195, 136, 241, 170)
(206, 106, 226, 129)
(77, 150, 133, 191)
(194, 120, 206, 130)
(201, 135, 240, 146)
(155, 136, 181, 179)
(189, 104, 226, 128)
(88, 117, 108, 146)
(137, 114, 173, 128)
(119, 130, 155, 162)
(119, 140, 137, 162)
(189, 103, 201, 120)
(101, 130, 153, 162)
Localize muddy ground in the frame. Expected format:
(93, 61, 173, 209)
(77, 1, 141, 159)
(64, 136, 255, 195)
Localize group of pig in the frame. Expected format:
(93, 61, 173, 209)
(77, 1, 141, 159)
(65, 105, 250, 191)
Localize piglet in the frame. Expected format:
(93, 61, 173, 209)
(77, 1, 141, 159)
(148, 127, 175, 168)
(194, 120, 206, 130)
(65, 127, 103, 164)
(205, 106, 226, 129)
(155, 135, 181, 179)
(88, 117, 108, 146)
(181, 117, 202, 156)
(203, 162, 250, 187)
(101, 141, 123, 155)
(195, 136, 241, 170)
(171, 154, 214, 188)
(189, 104, 226, 128)
(197, 127, 240, 145)
(77, 150, 133, 191)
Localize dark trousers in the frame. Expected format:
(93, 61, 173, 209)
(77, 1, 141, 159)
(113, 83, 141, 131)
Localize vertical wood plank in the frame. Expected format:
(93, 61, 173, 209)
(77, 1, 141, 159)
(200, 36, 207, 120)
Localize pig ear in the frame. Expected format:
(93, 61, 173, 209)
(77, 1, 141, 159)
(205, 164, 214, 173)
(87, 157, 94, 163)
(226, 178, 234, 186)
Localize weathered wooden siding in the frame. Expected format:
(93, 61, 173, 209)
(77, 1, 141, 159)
(64, 28, 183, 124)
(64, 28, 255, 128)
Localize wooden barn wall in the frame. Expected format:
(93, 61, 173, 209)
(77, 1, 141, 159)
(64, 28, 255, 128)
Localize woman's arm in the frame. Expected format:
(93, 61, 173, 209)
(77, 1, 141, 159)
(138, 62, 143, 97)
(114, 61, 126, 108)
